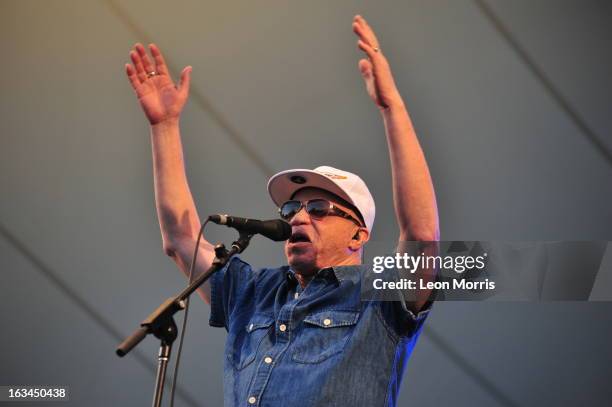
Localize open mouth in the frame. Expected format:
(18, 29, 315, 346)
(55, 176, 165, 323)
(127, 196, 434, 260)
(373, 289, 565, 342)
(288, 231, 311, 244)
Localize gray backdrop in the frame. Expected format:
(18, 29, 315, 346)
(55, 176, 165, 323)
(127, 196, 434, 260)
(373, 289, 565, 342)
(1, 0, 611, 406)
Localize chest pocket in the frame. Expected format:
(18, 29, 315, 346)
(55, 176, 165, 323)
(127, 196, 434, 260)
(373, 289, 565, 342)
(228, 313, 275, 370)
(292, 310, 360, 364)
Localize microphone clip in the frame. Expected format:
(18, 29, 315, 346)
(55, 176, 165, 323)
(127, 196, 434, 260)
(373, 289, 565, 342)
(211, 243, 229, 268)
(232, 232, 253, 254)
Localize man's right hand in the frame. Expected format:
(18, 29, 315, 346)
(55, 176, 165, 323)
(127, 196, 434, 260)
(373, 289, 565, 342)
(125, 43, 214, 304)
(125, 43, 192, 125)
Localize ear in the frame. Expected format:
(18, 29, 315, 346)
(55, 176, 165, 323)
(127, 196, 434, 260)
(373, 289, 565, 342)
(348, 227, 370, 252)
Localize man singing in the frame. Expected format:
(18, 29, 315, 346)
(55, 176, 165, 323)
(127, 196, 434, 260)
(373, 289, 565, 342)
(126, 15, 439, 407)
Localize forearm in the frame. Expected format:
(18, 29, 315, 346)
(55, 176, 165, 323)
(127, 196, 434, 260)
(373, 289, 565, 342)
(381, 99, 439, 242)
(150, 119, 202, 252)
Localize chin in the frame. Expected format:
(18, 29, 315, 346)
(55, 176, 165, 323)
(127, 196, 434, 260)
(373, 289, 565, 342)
(287, 252, 316, 272)
(285, 241, 319, 271)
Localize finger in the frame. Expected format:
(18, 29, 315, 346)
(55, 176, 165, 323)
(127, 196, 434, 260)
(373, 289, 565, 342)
(352, 21, 378, 49)
(352, 18, 373, 46)
(357, 39, 378, 60)
(352, 22, 368, 44)
(358, 58, 373, 79)
(130, 50, 147, 82)
(149, 43, 170, 76)
(355, 15, 375, 36)
(135, 43, 154, 74)
(178, 66, 192, 98)
(125, 64, 142, 91)
(361, 18, 380, 48)
(354, 15, 380, 48)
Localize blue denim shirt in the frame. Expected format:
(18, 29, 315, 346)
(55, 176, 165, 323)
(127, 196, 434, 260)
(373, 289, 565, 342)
(209, 256, 431, 407)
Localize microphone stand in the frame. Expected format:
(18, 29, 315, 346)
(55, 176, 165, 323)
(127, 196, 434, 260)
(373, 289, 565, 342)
(116, 232, 253, 407)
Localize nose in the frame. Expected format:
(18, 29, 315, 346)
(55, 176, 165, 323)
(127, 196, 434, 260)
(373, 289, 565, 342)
(289, 206, 310, 226)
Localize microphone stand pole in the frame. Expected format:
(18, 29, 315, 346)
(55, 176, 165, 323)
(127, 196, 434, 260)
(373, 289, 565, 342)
(115, 232, 253, 407)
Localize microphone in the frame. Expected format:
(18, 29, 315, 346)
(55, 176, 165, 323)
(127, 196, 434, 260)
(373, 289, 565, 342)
(208, 215, 291, 241)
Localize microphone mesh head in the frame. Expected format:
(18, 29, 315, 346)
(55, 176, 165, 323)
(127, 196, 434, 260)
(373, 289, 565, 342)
(274, 220, 292, 241)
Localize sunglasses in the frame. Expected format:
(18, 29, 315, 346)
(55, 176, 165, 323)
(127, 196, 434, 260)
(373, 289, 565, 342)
(279, 199, 363, 227)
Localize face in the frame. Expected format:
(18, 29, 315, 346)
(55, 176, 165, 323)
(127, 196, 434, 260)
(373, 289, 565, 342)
(283, 187, 368, 276)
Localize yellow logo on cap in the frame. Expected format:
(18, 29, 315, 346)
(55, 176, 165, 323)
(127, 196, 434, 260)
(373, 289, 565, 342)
(319, 172, 347, 180)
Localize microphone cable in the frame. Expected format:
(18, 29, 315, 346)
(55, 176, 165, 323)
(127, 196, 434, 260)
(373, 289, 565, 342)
(169, 218, 209, 407)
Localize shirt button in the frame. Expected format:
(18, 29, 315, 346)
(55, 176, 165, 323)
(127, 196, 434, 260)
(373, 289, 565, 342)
(323, 318, 332, 326)
(248, 396, 257, 404)
(279, 324, 287, 332)
(264, 356, 273, 364)
(294, 292, 299, 299)
(248, 323, 254, 331)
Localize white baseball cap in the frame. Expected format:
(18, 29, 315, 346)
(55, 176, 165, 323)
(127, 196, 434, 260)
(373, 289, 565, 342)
(267, 165, 375, 232)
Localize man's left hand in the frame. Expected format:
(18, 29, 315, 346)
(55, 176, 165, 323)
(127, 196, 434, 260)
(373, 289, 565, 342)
(353, 15, 402, 110)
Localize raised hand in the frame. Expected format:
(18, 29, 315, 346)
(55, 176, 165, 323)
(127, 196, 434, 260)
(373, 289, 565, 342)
(125, 43, 192, 125)
(352, 15, 402, 110)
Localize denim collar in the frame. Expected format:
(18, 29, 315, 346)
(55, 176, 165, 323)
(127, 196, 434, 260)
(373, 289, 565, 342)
(285, 264, 363, 287)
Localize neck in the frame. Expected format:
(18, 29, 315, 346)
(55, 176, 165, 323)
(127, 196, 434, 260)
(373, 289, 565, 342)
(294, 272, 313, 289)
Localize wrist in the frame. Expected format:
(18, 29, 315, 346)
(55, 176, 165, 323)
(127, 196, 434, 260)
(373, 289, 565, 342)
(151, 117, 180, 130)
(379, 97, 406, 117)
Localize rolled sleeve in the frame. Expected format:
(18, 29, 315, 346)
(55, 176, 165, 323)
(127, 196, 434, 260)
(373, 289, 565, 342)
(209, 255, 255, 330)
(379, 297, 433, 338)
(370, 251, 437, 338)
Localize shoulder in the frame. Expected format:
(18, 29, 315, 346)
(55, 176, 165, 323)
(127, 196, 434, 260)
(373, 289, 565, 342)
(222, 256, 289, 284)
